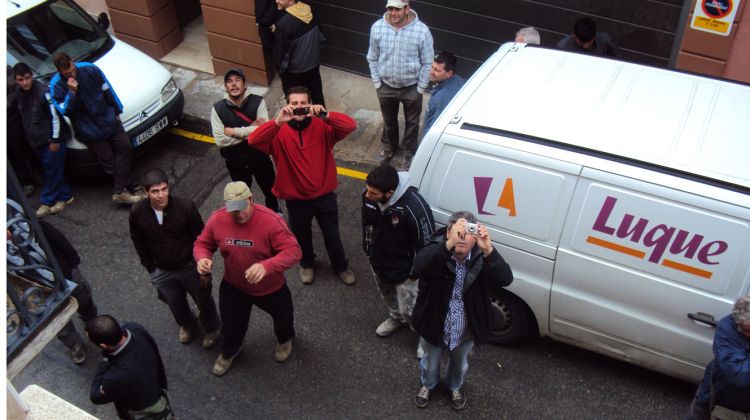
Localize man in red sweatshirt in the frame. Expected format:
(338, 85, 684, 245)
(194, 181, 301, 377)
(248, 85, 357, 286)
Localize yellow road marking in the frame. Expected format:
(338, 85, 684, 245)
(170, 127, 369, 180)
(168, 127, 215, 144)
(337, 167, 368, 180)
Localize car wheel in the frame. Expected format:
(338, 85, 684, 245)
(487, 290, 535, 345)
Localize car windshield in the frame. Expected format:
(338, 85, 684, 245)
(7, 0, 110, 78)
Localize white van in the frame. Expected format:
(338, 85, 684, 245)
(411, 43, 750, 383)
(6, 0, 184, 173)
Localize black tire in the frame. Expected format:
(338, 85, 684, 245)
(487, 290, 536, 345)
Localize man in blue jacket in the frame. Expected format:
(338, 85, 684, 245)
(50, 52, 142, 205)
(686, 295, 750, 419)
(423, 51, 465, 137)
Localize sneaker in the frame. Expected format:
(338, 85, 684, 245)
(70, 343, 86, 365)
(376, 317, 405, 337)
(130, 186, 147, 199)
(112, 191, 143, 205)
(179, 325, 193, 344)
(49, 197, 73, 214)
(337, 268, 356, 285)
(202, 328, 221, 349)
(212, 351, 240, 377)
(414, 386, 431, 408)
(379, 150, 394, 165)
(450, 389, 467, 411)
(36, 204, 52, 218)
(274, 339, 293, 362)
(300, 267, 314, 285)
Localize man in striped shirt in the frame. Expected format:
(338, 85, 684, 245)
(367, 0, 434, 170)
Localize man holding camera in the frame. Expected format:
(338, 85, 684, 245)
(411, 211, 513, 411)
(248, 86, 356, 286)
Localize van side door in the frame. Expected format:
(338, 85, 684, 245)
(417, 133, 582, 336)
(551, 167, 750, 382)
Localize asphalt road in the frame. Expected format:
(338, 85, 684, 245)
(12, 129, 697, 419)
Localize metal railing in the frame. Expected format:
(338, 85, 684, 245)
(6, 163, 75, 359)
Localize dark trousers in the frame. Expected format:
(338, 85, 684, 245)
(34, 142, 73, 206)
(57, 267, 98, 349)
(149, 262, 220, 332)
(219, 281, 295, 358)
(280, 66, 325, 107)
(377, 83, 423, 156)
(7, 121, 37, 186)
(220, 143, 279, 212)
(85, 123, 135, 194)
(286, 192, 348, 272)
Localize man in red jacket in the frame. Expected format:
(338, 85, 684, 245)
(248, 86, 356, 286)
(194, 181, 302, 376)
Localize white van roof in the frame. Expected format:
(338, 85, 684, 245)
(454, 44, 750, 191)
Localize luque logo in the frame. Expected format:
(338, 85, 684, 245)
(588, 196, 728, 279)
(474, 177, 516, 216)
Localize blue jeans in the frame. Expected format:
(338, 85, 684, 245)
(419, 337, 474, 392)
(34, 143, 72, 206)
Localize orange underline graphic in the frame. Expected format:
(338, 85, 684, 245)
(661, 259, 713, 279)
(586, 236, 646, 259)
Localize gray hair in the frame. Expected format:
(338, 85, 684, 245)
(516, 27, 541, 45)
(732, 295, 750, 325)
(447, 210, 477, 231)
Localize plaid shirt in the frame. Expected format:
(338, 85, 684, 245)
(443, 251, 473, 350)
(366, 10, 434, 93)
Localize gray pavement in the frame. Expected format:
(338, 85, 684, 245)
(167, 64, 421, 170)
(11, 128, 696, 419)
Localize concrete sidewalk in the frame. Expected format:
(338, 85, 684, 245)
(167, 64, 424, 171)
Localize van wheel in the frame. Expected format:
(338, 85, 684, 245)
(487, 290, 535, 345)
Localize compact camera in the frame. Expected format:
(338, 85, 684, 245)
(465, 222, 479, 234)
(292, 107, 310, 116)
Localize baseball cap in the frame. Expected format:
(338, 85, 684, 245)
(224, 181, 252, 212)
(223, 68, 246, 83)
(386, 0, 408, 8)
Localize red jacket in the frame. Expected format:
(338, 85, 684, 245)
(247, 113, 357, 200)
(193, 204, 301, 296)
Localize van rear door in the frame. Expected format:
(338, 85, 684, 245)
(551, 167, 750, 382)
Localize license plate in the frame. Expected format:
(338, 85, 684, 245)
(133, 117, 168, 146)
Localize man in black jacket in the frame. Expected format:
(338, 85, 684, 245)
(10, 62, 74, 217)
(87, 315, 171, 419)
(274, 0, 325, 106)
(362, 165, 434, 339)
(129, 168, 221, 348)
(411, 210, 513, 411)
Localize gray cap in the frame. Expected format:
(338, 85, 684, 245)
(224, 68, 246, 83)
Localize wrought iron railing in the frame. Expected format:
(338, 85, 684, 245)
(6, 163, 75, 359)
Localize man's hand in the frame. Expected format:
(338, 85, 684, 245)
(275, 105, 294, 126)
(244, 263, 267, 284)
(310, 104, 327, 117)
(67, 77, 78, 94)
(475, 223, 494, 256)
(446, 218, 467, 251)
(197, 258, 213, 275)
(224, 127, 236, 137)
(252, 117, 268, 126)
(49, 142, 60, 153)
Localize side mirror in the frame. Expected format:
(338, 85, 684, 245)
(97, 12, 110, 30)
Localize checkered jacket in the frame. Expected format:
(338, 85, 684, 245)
(366, 10, 434, 93)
